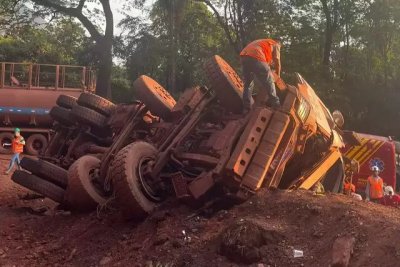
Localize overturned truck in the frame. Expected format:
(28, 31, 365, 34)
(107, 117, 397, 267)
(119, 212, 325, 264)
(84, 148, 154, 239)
(12, 56, 345, 219)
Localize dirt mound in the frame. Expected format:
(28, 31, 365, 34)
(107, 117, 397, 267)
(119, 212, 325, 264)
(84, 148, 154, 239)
(2, 160, 400, 267)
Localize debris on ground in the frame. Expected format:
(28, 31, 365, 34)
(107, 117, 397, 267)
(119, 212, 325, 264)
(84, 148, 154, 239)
(2, 170, 400, 267)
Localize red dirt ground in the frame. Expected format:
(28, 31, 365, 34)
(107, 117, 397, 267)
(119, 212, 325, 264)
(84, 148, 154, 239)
(1, 156, 400, 267)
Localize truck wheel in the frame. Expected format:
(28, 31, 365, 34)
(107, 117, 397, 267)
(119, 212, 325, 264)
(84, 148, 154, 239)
(11, 170, 65, 203)
(70, 105, 107, 128)
(0, 132, 14, 154)
(204, 55, 244, 114)
(111, 141, 162, 220)
(50, 106, 74, 126)
(25, 134, 48, 156)
(56, 95, 77, 109)
(133, 75, 176, 120)
(65, 155, 107, 211)
(77, 93, 116, 116)
(20, 157, 68, 188)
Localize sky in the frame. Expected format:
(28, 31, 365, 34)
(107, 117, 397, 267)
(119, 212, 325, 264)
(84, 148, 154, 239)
(94, 0, 154, 35)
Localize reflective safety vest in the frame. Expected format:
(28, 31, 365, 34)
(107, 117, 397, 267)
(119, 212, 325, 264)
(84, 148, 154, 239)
(240, 39, 278, 64)
(12, 137, 24, 153)
(344, 182, 355, 193)
(368, 176, 384, 199)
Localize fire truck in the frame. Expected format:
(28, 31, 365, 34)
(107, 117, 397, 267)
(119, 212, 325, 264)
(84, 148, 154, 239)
(342, 133, 397, 195)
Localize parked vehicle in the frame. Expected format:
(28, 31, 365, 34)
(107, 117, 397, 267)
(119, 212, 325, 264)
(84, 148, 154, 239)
(0, 62, 95, 155)
(342, 133, 397, 195)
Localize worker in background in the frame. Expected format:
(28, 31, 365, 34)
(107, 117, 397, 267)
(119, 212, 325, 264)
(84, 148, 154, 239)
(4, 128, 25, 174)
(365, 166, 384, 203)
(240, 38, 282, 113)
(343, 179, 362, 201)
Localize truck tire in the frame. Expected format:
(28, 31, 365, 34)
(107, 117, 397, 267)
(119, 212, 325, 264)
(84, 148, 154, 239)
(204, 55, 244, 114)
(133, 75, 176, 120)
(70, 105, 107, 128)
(65, 155, 107, 211)
(0, 132, 14, 154)
(11, 170, 65, 203)
(25, 134, 48, 156)
(20, 157, 68, 188)
(111, 141, 162, 220)
(56, 95, 77, 109)
(77, 93, 116, 116)
(50, 106, 74, 126)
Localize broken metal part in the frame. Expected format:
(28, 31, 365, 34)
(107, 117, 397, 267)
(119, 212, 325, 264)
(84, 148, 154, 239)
(188, 172, 214, 199)
(175, 152, 219, 168)
(171, 172, 190, 199)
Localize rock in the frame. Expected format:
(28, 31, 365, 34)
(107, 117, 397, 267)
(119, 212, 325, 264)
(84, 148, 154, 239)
(100, 256, 112, 265)
(331, 236, 356, 267)
(218, 219, 283, 264)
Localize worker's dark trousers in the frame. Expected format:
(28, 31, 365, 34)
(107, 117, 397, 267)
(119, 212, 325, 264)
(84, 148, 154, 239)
(241, 56, 280, 111)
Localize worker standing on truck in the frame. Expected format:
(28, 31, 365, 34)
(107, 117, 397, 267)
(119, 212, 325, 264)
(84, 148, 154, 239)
(240, 38, 282, 113)
(365, 166, 384, 203)
(4, 128, 25, 174)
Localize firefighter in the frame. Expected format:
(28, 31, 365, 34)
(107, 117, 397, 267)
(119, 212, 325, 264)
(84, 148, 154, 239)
(4, 128, 25, 174)
(365, 166, 384, 203)
(240, 38, 282, 113)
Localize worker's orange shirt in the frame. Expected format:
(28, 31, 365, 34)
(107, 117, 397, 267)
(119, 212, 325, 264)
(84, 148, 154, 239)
(368, 176, 384, 199)
(344, 182, 355, 193)
(12, 137, 24, 153)
(240, 39, 278, 64)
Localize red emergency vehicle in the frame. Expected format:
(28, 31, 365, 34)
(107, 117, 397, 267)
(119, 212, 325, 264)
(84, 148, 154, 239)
(342, 133, 396, 195)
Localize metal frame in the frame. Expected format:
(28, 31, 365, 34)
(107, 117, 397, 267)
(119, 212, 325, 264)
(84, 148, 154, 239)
(0, 62, 96, 91)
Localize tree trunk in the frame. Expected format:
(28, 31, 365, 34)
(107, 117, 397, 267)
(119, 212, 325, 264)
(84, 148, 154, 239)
(95, 40, 112, 98)
(31, 0, 114, 99)
(168, 0, 177, 94)
(323, 25, 333, 66)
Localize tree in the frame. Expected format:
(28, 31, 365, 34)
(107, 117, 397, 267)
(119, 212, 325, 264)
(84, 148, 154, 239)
(30, 0, 114, 98)
(0, 19, 91, 65)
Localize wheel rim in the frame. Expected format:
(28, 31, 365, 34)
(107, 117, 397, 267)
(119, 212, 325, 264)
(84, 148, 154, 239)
(32, 139, 44, 151)
(137, 157, 163, 202)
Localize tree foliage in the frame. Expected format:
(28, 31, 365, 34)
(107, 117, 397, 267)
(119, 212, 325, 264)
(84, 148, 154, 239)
(1, 0, 400, 137)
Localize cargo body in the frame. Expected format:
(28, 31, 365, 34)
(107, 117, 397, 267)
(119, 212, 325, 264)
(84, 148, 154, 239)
(0, 62, 95, 155)
(342, 133, 396, 195)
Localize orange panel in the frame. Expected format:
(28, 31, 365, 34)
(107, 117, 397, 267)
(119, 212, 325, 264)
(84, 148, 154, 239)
(225, 108, 273, 178)
(241, 111, 290, 190)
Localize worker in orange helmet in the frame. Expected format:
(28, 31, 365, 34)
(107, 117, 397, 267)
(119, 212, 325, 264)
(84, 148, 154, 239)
(365, 166, 384, 203)
(240, 38, 282, 113)
(4, 128, 25, 174)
